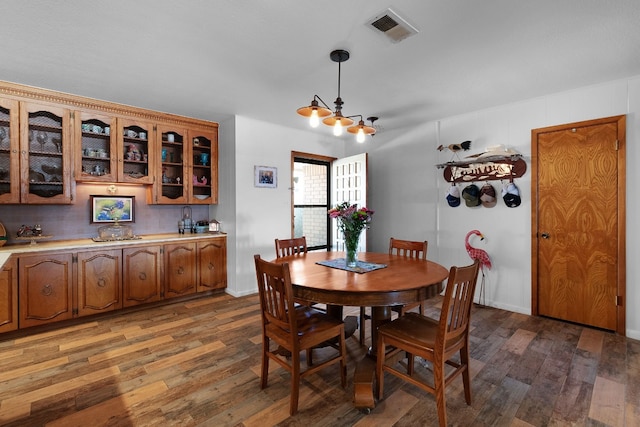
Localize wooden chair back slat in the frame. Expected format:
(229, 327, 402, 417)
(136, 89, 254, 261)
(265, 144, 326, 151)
(255, 255, 296, 331)
(275, 237, 308, 258)
(439, 260, 480, 350)
(388, 238, 428, 259)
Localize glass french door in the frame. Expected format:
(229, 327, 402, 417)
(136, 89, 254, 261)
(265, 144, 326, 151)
(291, 152, 368, 252)
(331, 153, 368, 252)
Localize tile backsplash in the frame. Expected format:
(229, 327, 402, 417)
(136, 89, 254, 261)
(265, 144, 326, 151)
(0, 184, 210, 244)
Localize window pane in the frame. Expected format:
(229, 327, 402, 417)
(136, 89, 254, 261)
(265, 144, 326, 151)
(294, 207, 327, 248)
(293, 159, 329, 250)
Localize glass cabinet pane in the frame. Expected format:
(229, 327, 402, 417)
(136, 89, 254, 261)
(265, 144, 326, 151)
(27, 110, 64, 199)
(160, 129, 187, 202)
(120, 121, 151, 183)
(77, 114, 115, 182)
(0, 103, 15, 201)
(191, 133, 212, 202)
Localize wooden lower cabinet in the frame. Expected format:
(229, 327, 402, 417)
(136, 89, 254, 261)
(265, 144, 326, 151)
(197, 238, 227, 292)
(0, 257, 18, 333)
(77, 249, 122, 316)
(3, 235, 226, 333)
(19, 253, 74, 328)
(123, 245, 162, 307)
(164, 242, 197, 298)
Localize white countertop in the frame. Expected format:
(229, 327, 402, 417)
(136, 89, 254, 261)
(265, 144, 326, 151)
(0, 232, 226, 268)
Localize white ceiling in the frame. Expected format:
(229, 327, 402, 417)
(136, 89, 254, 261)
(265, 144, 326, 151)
(3, 1, 640, 136)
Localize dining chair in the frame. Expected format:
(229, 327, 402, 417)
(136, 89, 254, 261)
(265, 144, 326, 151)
(275, 236, 326, 314)
(358, 238, 429, 344)
(375, 260, 480, 427)
(275, 236, 308, 258)
(254, 254, 347, 415)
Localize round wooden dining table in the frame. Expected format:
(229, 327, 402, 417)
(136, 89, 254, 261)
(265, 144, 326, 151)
(273, 251, 449, 410)
(275, 251, 448, 347)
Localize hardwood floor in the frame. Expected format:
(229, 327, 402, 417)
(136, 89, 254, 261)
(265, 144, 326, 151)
(0, 292, 638, 426)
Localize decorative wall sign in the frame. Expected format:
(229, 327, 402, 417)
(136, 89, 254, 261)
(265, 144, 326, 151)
(438, 156, 527, 183)
(254, 165, 277, 188)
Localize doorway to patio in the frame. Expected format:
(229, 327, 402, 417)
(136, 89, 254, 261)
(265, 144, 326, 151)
(291, 152, 369, 252)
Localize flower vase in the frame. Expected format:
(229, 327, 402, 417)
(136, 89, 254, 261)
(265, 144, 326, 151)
(344, 231, 361, 268)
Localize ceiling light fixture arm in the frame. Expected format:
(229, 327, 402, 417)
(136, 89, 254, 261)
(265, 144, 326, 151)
(311, 94, 332, 111)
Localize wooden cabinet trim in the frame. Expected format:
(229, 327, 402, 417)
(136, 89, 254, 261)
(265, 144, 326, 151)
(0, 80, 219, 130)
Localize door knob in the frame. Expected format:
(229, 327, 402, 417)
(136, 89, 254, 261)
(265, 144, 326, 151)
(541, 233, 550, 239)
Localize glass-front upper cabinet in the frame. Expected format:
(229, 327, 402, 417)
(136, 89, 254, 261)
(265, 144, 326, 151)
(0, 98, 19, 203)
(154, 124, 188, 204)
(75, 112, 117, 182)
(189, 129, 217, 204)
(20, 102, 72, 204)
(117, 118, 153, 184)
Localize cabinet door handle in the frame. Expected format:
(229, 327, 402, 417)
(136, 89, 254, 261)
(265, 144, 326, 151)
(208, 262, 214, 271)
(97, 278, 106, 287)
(541, 233, 550, 239)
(177, 266, 184, 275)
(41, 284, 53, 296)
(139, 272, 147, 280)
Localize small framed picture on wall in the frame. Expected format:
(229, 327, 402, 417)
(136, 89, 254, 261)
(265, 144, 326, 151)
(254, 165, 277, 188)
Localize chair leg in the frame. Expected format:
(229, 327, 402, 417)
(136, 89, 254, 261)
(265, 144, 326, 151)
(433, 358, 447, 427)
(290, 351, 301, 415)
(407, 353, 415, 376)
(306, 348, 313, 367)
(339, 330, 347, 388)
(460, 346, 472, 405)
(359, 307, 366, 344)
(261, 338, 269, 389)
(375, 333, 385, 400)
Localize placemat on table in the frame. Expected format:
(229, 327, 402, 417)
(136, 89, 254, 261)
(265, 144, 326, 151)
(316, 258, 387, 274)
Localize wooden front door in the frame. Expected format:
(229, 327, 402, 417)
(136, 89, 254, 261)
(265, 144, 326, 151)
(531, 115, 626, 334)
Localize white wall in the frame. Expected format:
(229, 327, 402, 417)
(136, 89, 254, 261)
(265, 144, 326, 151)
(221, 76, 640, 338)
(366, 76, 640, 339)
(354, 123, 441, 252)
(209, 116, 237, 294)
(222, 116, 345, 297)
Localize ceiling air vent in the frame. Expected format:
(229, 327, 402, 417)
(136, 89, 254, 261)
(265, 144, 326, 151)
(367, 8, 419, 43)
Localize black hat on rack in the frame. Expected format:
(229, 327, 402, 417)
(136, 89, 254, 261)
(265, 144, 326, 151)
(502, 182, 521, 207)
(462, 184, 481, 207)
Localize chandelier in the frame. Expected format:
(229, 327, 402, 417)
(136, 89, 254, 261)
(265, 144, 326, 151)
(297, 49, 376, 143)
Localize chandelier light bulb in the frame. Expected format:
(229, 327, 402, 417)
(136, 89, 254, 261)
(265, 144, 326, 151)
(333, 120, 343, 136)
(309, 109, 320, 128)
(356, 128, 365, 143)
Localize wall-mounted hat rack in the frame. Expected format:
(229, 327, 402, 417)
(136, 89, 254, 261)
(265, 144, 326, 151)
(436, 154, 527, 183)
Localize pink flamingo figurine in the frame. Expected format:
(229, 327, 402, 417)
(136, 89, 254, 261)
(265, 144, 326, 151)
(465, 229, 491, 305)
(465, 230, 492, 270)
